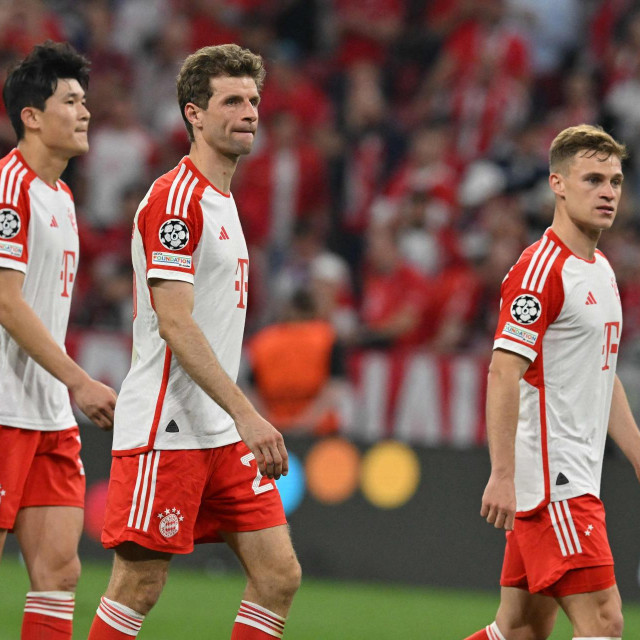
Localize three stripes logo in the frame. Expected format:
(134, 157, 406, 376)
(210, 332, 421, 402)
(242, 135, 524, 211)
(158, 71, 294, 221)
(547, 500, 583, 557)
(165, 163, 199, 219)
(219, 226, 230, 240)
(585, 291, 597, 305)
(521, 235, 561, 293)
(50, 215, 59, 228)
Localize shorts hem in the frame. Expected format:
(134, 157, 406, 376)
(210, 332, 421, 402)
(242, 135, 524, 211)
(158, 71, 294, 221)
(196, 518, 289, 544)
(547, 575, 616, 598)
(530, 561, 615, 594)
(19, 500, 84, 509)
(102, 532, 194, 555)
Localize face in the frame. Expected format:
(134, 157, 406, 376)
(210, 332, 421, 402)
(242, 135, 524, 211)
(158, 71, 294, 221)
(25, 78, 90, 157)
(190, 75, 259, 159)
(550, 151, 623, 232)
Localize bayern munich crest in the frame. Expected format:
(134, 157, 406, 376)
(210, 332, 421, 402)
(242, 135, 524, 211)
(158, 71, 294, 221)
(157, 507, 184, 538)
(510, 294, 542, 325)
(159, 219, 189, 251)
(0, 208, 20, 240)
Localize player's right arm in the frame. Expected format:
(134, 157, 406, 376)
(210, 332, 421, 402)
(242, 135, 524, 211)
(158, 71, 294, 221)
(151, 278, 288, 480)
(0, 268, 117, 429)
(480, 348, 530, 531)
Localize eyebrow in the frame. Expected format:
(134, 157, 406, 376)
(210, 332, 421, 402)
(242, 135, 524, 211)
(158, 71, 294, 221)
(583, 171, 624, 180)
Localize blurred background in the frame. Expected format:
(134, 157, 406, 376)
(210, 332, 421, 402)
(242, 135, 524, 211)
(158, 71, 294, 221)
(3, 0, 640, 638)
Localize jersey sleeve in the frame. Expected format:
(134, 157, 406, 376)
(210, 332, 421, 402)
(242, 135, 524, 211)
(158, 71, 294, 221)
(138, 192, 203, 285)
(0, 194, 30, 273)
(493, 258, 564, 362)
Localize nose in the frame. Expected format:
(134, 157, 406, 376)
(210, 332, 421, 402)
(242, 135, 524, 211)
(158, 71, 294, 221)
(79, 102, 90, 121)
(242, 99, 258, 122)
(600, 182, 615, 201)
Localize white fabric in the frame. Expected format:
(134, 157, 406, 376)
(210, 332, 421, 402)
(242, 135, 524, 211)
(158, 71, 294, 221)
(494, 230, 622, 512)
(112, 158, 247, 453)
(24, 590, 74, 621)
(0, 149, 78, 431)
(487, 621, 506, 640)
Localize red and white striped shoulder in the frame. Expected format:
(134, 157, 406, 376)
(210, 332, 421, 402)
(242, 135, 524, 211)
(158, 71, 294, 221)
(149, 158, 207, 220)
(0, 150, 34, 207)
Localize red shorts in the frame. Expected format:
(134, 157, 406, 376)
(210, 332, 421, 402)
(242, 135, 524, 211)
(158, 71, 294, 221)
(501, 494, 615, 596)
(102, 441, 287, 554)
(0, 425, 85, 530)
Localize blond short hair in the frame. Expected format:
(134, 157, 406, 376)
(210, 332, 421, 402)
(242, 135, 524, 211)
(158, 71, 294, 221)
(177, 44, 266, 142)
(549, 124, 627, 174)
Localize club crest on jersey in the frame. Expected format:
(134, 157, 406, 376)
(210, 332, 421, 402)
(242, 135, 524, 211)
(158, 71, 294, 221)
(159, 219, 189, 251)
(0, 208, 20, 239)
(157, 507, 184, 538)
(510, 294, 541, 325)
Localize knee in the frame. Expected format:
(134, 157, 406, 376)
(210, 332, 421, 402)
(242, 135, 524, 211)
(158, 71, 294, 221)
(129, 574, 167, 615)
(29, 555, 81, 592)
(252, 555, 302, 604)
(599, 605, 624, 637)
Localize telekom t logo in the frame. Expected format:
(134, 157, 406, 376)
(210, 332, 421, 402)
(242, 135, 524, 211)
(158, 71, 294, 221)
(60, 250, 76, 298)
(602, 321, 620, 371)
(235, 258, 249, 309)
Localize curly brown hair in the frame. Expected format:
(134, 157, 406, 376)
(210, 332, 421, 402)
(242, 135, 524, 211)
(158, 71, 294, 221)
(177, 44, 266, 142)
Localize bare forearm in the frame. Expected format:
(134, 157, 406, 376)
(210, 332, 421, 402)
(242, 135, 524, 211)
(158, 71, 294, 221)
(608, 375, 640, 473)
(0, 297, 89, 391)
(486, 368, 521, 477)
(160, 317, 256, 422)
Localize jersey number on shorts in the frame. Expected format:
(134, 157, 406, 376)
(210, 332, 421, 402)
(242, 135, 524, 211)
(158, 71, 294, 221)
(240, 452, 275, 495)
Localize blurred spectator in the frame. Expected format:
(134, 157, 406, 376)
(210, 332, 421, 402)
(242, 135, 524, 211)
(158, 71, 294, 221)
(83, 85, 159, 227)
(357, 225, 432, 350)
(0, 0, 66, 56)
(246, 289, 350, 436)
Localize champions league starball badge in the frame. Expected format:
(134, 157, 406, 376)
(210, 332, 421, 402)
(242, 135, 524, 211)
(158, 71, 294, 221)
(159, 219, 189, 251)
(510, 294, 542, 325)
(0, 208, 20, 239)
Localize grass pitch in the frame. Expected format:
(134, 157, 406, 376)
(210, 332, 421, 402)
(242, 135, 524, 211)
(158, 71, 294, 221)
(2, 554, 640, 639)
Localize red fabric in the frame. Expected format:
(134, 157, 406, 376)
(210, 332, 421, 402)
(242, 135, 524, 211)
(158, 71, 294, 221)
(87, 615, 131, 639)
(500, 494, 615, 594)
(231, 623, 279, 639)
(0, 426, 84, 529)
(22, 612, 72, 640)
(463, 630, 490, 640)
(101, 442, 286, 554)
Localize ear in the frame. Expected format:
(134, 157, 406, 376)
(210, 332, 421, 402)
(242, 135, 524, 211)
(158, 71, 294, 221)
(184, 102, 202, 133)
(20, 106, 41, 133)
(549, 171, 565, 199)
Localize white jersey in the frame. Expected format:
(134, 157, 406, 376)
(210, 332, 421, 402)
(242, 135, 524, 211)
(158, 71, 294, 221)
(113, 157, 248, 454)
(0, 149, 78, 431)
(493, 228, 622, 514)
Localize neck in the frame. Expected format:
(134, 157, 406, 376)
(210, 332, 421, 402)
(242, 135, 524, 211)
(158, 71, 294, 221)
(17, 139, 69, 187)
(188, 142, 238, 194)
(551, 210, 600, 260)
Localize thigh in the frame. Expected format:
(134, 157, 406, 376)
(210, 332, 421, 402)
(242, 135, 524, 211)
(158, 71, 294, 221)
(221, 524, 297, 578)
(496, 586, 558, 640)
(14, 505, 83, 590)
(557, 584, 622, 636)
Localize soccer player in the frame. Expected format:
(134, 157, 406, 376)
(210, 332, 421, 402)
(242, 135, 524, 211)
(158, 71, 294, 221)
(464, 125, 640, 640)
(87, 44, 301, 640)
(0, 41, 117, 639)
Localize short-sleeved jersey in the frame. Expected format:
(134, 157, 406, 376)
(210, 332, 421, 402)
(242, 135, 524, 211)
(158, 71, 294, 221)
(493, 228, 622, 514)
(112, 157, 249, 455)
(0, 149, 78, 430)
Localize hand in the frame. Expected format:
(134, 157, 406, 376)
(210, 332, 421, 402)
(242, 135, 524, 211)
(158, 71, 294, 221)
(71, 377, 117, 431)
(480, 473, 516, 531)
(235, 412, 288, 480)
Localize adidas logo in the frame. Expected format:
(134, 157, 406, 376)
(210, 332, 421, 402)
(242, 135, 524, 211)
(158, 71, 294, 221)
(219, 226, 230, 240)
(50, 215, 59, 228)
(585, 291, 597, 305)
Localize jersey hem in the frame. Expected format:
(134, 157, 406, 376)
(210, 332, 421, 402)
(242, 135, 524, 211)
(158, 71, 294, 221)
(147, 269, 194, 284)
(111, 432, 242, 456)
(493, 337, 536, 361)
(0, 419, 78, 431)
(0, 257, 26, 272)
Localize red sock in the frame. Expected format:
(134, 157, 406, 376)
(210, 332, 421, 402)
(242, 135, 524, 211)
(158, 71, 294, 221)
(87, 597, 144, 638)
(231, 601, 286, 639)
(464, 622, 506, 640)
(21, 592, 74, 640)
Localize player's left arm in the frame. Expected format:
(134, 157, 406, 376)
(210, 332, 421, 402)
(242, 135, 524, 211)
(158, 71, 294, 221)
(607, 375, 640, 481)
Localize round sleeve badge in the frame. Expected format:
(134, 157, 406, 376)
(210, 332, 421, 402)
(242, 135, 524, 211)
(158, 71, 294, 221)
(0, 208, 21, 239)
(159, 218, 189, 251)
(510, 294, 542, 325)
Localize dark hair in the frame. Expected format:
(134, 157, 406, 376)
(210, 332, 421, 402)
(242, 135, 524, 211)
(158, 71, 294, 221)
(177, 44, 266, 142)
(549, 124, 628, 173)
(3, 41, 90, 141)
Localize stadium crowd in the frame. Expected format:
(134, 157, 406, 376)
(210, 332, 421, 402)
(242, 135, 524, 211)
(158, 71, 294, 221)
(1, 0, 640, 357)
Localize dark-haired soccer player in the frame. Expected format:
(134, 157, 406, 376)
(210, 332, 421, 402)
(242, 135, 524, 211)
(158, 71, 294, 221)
(465, 125, 640, 640)
(87, 44, 300, 640)
(0, 41, 117, 639)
